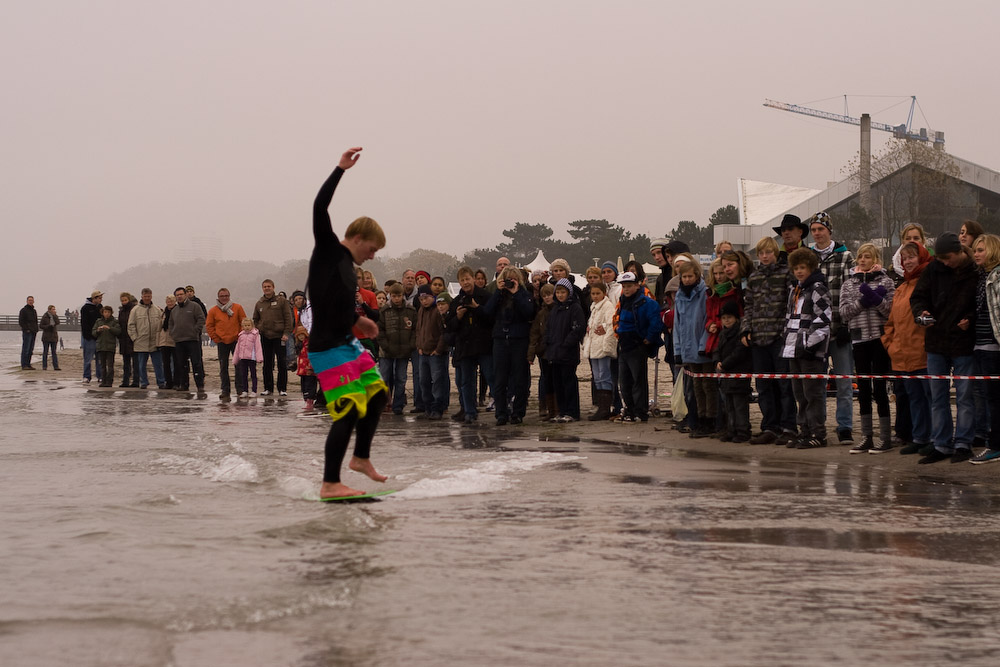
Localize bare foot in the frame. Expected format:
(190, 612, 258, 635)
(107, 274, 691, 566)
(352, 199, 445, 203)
(348, 457, 388, 483)
(320, 481, 365, 499)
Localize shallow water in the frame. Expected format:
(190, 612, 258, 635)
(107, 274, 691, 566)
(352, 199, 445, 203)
(3, 333, 1000, 666)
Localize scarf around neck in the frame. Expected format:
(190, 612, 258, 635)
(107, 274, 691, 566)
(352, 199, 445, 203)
(217, 300, 234, 317)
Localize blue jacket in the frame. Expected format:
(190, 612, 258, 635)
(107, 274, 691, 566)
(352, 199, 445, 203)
(615, 290, 663, 355)
(672, 281, 711, 364)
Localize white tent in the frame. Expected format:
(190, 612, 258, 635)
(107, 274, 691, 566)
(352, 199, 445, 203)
(523, 250, 551, 274)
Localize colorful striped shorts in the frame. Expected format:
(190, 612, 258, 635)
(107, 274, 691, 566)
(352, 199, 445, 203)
(308, 338, 387, 421)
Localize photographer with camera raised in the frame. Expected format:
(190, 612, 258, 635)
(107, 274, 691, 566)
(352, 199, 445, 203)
(447, 266, 495, 424)
(483, 266, 535, 425)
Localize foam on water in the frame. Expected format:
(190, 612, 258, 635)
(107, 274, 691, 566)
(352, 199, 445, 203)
(393, 451, 583, 500)
(153, 453, 260, 483)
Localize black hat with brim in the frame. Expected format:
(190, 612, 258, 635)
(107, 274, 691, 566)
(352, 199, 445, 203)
(772, 213, 809, 238)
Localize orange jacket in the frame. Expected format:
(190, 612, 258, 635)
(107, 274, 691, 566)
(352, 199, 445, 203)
(881, 280, 926, 372)
(206, 303, 248, 345)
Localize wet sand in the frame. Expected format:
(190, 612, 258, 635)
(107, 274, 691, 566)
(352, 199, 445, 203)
(17, 347, 999, 490)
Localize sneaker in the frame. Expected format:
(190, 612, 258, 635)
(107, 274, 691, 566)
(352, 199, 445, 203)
(731, 434, 750, 443)
(898, 442, 923, 455)
(81, 378, 91, 384)
(279, 391, 288, 397)
(510, 416, 523, 425)
(303, 399, 315, 411)
(849, 436, 874, 454)
(248, 392, 257, 398)
(496, 416, 509, 426)
(485, 398, 495, 412)
(451, 410, 466, 422)
(918, 443, 937, 457)
(797, 436, 828, 449)
(620, 415, 637, 424)
(239, 392, 249, 398)
(868, 440, 894, 454)
(260, 390, 272, 396)
(918, 449, 950, 465)
(559, 415, 577, 423)
(776, 431, 798, 446)
(750, 431, 778, 445)
(785, 434, 802, 449)
(950, 448, 973, 464)
(970, 449, 1000, 465)
(428, 411, 442, 420)
(837, 429, 854, 445)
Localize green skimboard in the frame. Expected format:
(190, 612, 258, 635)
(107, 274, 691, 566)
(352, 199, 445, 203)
(318, 490, 397, 503)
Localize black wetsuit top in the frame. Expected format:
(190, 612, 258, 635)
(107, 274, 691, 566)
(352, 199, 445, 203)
(308, 167, 360, 353)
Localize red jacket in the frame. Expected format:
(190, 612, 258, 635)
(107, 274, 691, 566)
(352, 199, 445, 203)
(704, 286, 742, 355)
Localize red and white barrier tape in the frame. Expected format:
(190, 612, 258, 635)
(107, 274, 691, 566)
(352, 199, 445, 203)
(682, 369, 1000, 381)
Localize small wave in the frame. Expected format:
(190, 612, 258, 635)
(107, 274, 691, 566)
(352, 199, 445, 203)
(153, 453, 259, 483)
(394, 451, 582, 500)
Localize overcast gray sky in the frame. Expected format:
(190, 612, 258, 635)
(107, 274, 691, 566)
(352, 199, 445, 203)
(3, 0, 997, 315)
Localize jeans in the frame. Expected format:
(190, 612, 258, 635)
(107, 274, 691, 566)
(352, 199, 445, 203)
(619, 346, 649, 419)
(42, 341, 58, 370)
(135, 350, 164, 388)
(418, 353, 449, 414)
(590, 357, 613, 391)
(21, 331, 36, 367)
(973, 350, 994, 441)
(789, 358, 827, 440)
(379, 357, 410, 412)
(158, 346, 175, 388)
(174, 340, 205, 390)
(97, 351, 115, 385)
(926, 352, 974, 452)
(752, 339, 797, 434)
(901, 369, 932, 445)
(216, 341, 235, 395)
(82, 337, 100, 381)
(261, 336, 287, 393)
(458, 354, 493, 417)
(975, 350, 1000, 449)
(551, 361, 580, 419)
(120, 351, 138, 386)
(828, 336, 854, 431)
(492, 337, 530, 420)
(722, 390, 752, 438)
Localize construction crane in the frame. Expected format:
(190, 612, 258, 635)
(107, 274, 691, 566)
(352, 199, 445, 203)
(763, 96, 945, 145)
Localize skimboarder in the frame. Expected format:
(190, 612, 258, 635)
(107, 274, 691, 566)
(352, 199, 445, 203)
(309, 147, 390, 499)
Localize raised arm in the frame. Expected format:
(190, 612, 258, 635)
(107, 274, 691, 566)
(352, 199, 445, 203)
(313, 147, 362, 244)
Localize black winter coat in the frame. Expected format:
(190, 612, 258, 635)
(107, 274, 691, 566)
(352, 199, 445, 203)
(483, 286, 535, 339)
(447, 287, 494, 360)
(909, 254, 978, 357)
(714, 323, 752, 393)
(544, 295, 586, 365)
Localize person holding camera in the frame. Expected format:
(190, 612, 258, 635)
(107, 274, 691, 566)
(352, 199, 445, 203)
(483, 267, 535, 425)
(447, 266, 495, 424)
(909, 231, 979, 464)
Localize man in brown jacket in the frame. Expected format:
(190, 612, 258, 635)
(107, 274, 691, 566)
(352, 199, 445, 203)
(252, 279, 294, 396)
(206, 287, 248, 400)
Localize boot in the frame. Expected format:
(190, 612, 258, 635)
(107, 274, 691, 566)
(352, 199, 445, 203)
(850, 415, 874, 453)
(870, 415, 894, 453)
(588, 390, 612, 421)
(691, 417, 714, 438)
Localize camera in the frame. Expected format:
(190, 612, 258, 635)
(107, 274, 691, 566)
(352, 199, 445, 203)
(915, 314, 936, 326)
(504, 279, 516, 288)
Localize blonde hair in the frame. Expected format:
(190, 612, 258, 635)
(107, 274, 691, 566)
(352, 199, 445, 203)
(706, 259, 725, 289)
(856, 243, 882, 266)
(344, 216, 386, 248)
(900, 222, 926, 244)
(585, 266, 601, 279)
(975, 234, 1000, 272)
(500, 266, 523, 282)
(755, 236, 779, 255)
(715, 240, 734, 256)
(241, 318, 254, 328)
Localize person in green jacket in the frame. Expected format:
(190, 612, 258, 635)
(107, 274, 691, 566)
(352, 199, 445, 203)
(92, 306, 121, 387)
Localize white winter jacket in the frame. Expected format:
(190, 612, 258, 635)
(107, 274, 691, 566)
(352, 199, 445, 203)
(582, 297, 618, 360)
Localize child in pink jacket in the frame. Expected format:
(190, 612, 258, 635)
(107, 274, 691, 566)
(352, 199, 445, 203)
(232, 318, 264, 397)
